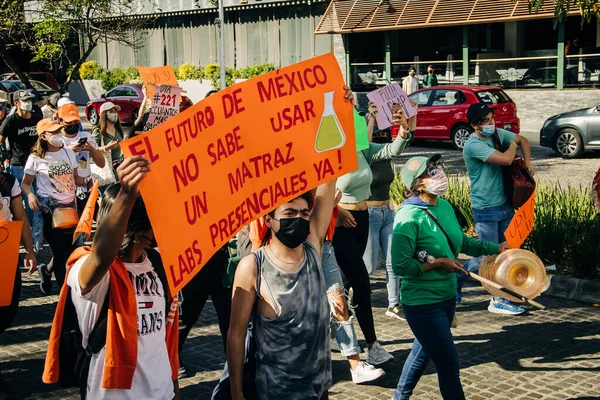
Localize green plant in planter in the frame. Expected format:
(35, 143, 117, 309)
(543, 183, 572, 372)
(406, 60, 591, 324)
(79, 61, 104, 80)
(124, 66, 141, 83)
(100, 68, 127, 90)
(177, 63, 205, 80)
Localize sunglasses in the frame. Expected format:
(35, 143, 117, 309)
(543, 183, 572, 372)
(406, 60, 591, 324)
(427, 165, 444, 177)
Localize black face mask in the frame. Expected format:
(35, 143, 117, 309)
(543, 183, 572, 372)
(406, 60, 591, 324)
(65, 125, 79, 135)
(273, 217, 310, 249)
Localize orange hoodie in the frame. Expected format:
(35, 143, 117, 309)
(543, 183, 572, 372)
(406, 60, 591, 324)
(43, 247, 180, 389)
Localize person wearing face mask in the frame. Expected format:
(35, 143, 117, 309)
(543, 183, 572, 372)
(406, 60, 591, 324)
(92, 102, 124, 192)
(461, 103, 533, 315)
(422, 65, 438, 88)
(21, 118, 84, 293)
(58, 103, 105, 212)
(402, 67, 419, 95)
(391, 155, 510, 400)
(0, 90, 43, 225)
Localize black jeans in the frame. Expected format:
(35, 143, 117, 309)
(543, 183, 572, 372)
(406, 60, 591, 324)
(332, 209, 377, 344)
(178, 247, 231, 354)
(42, 212, 79, 288)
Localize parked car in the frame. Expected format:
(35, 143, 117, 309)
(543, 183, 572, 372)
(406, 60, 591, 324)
(85, 84, 193, 125)
(407, 85, 520, 149)
(540, 105, 600, 158)
(0, 72, 61, 91)
(0, 80, 58, 104)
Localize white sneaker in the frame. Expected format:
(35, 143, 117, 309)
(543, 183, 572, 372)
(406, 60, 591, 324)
(366, 341, 394, 366)
(351, 361, 385, 384)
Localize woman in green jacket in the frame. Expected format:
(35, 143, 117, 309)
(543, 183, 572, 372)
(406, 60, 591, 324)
(391, 154, 510, 400)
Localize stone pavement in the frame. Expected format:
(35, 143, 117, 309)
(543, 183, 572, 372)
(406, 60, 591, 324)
(1, 245, 600, 400)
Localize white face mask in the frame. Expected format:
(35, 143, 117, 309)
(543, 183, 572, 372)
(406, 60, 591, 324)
(46, 133, 64, 148)
(107, 112, 119, 123)
(19, 101, 33, 112)
(424, 168, 449, 196)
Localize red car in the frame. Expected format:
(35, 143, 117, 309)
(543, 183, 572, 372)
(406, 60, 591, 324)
(408, 85, 520, 150)
(85, 84, 193, 125)
(0, 72, 61, 91)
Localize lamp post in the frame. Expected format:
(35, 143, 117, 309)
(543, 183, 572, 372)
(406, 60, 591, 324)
(218, 0, 226, 89)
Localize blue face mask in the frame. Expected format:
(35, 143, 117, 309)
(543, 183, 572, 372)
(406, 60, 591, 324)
(480, 125, 495, 137)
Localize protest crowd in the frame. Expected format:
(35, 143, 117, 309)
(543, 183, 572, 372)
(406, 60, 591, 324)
(0, 56, 588, 400)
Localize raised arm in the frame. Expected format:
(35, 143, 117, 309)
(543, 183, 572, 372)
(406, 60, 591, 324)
(307, 179, 337, 253)
(368, 107, 415, 163)
(77, 156, 150, 295)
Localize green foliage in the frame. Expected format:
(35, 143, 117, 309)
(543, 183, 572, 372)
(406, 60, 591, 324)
(391, 175, 600, 279)
(100, 68, 127, 90)
(124, 66, 141, 83)
(204, 62, 276, 90)
(234, 63, 277, 79)
(524, 0, 600, 26)
(79, 61, 104, 80)
(31, 19, 71, 63)
(176, 63, 205, 80)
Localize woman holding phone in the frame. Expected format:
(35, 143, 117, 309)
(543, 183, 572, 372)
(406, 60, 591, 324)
(92, 102, 124, 193)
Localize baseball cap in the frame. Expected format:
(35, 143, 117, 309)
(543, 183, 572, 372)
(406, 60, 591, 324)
(57, 103, 81, 123)
(99, 101, 121, 114)
(13, 90, 34, 102)
(466, 103, 493, 125)
(401, 154, 442, 189)
(57, 97, 75, 108)
(36, 118, 63, 134)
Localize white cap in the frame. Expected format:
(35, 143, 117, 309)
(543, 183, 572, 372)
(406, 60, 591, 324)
(99, 101, 121, 114)
(57, 97, 75, 108)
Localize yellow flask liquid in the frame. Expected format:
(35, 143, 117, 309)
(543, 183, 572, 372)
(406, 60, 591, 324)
(315, 115, 345, 152)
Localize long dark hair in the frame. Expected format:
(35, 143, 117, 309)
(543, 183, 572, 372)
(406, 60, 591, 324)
(30, 135, 50, 159)
(99, 109, 124, 139)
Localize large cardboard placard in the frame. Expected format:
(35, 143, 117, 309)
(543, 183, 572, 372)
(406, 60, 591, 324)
(121, 53, 357, 294)
(136, 65, 179, 104)
(144, 84, 183, 132)
(505, 191, 535, 249)
(367, 83, 417, 130)
(0, 221, 23, 307)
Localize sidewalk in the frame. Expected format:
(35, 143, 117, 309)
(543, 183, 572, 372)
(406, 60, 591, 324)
(1, 245, 599, 399)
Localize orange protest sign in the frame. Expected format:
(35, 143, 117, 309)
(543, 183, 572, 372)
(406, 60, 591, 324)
(73, 180, 100, 243)
(121, 53, 357, 294)
(0, 221, 23, 307)
(136, 65, 179, 102)
(504, 190, 536, 249)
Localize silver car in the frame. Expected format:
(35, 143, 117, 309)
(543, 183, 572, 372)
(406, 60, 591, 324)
(539, 105, 600, 158)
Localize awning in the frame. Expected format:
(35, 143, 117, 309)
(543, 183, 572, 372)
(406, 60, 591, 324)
(315, 0, 579, 34)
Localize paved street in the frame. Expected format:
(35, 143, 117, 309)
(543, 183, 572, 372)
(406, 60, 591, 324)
(1, 243, 599, 399)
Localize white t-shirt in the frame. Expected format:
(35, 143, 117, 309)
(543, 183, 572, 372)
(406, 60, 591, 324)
(24, 148, 77, 204)
(61, 131, 98, 178)
(67, 253, 174, 400)
(0, 175, 20, 222)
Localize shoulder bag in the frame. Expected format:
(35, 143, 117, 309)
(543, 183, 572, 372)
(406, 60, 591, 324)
(52, 149, 79, 229)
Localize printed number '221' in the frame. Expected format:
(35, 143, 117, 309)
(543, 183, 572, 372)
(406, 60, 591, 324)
(160, 94, 177, 107)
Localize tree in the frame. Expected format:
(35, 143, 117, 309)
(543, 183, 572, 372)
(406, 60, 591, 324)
(0, 0, 34, 88)
(29, 0, 153, 93)
(525, 0, 600, 24)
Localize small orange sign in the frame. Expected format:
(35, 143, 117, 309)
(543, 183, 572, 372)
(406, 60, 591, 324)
(505, 190, 535, 249)
(136, 65, 179, 103)
(0, 221, 23, 307)
(73, 180, 100, 243)
(121, 53, 357, 294)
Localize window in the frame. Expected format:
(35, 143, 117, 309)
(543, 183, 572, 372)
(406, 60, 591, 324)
(107, 87, 126, 98)
(122, 87, 139, 97)
(476, 90, 512, 104)
(431, 89, 464, 106)
(409, 90, 432, 106)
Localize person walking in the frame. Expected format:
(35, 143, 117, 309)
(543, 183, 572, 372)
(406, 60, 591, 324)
(392, 154, 510, 400)
(422, 65, 439, 88)
(333, 102, 415, 366)
(460, 103, 533, 314)
(43, 157, 180, 399)
(21, 119, 83, 294)
(363, 102, 404, 321)
(402, 68, 419, 95)
(92, 102, 124, 194)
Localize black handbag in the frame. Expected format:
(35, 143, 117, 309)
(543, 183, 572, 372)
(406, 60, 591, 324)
(211, 253, 260, 400)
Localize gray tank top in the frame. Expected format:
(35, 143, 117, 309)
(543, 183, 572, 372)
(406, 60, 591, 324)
(254, 242, 332, 399)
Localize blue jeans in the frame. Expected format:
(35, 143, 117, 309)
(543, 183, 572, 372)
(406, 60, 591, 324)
(461, 202, 514, 275)
(322, 241, 361, 357)
(363, 205, 401, 307)
(8, 165, 43, 252)
(394, 299, 464, 400)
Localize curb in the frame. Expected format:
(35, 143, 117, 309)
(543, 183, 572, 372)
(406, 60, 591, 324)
(543, 275, 600, 304)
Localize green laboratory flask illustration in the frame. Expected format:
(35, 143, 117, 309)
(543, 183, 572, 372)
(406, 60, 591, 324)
(314, 91, 346, 153)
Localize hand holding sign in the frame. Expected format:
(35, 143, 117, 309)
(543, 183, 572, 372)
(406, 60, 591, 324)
(504, 190, 536, 249)
(136, 65, 179, 104)
(367, 83, 417, 130)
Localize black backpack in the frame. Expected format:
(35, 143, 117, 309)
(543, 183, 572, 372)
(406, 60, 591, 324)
(57, 248, 171, 399)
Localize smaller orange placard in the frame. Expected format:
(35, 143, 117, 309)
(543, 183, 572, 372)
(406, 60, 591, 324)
(504, 190, 536, 249)
(136, 65, 179, 102)
(73, 180, 100, 243)
(0, 221, 23, 307)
